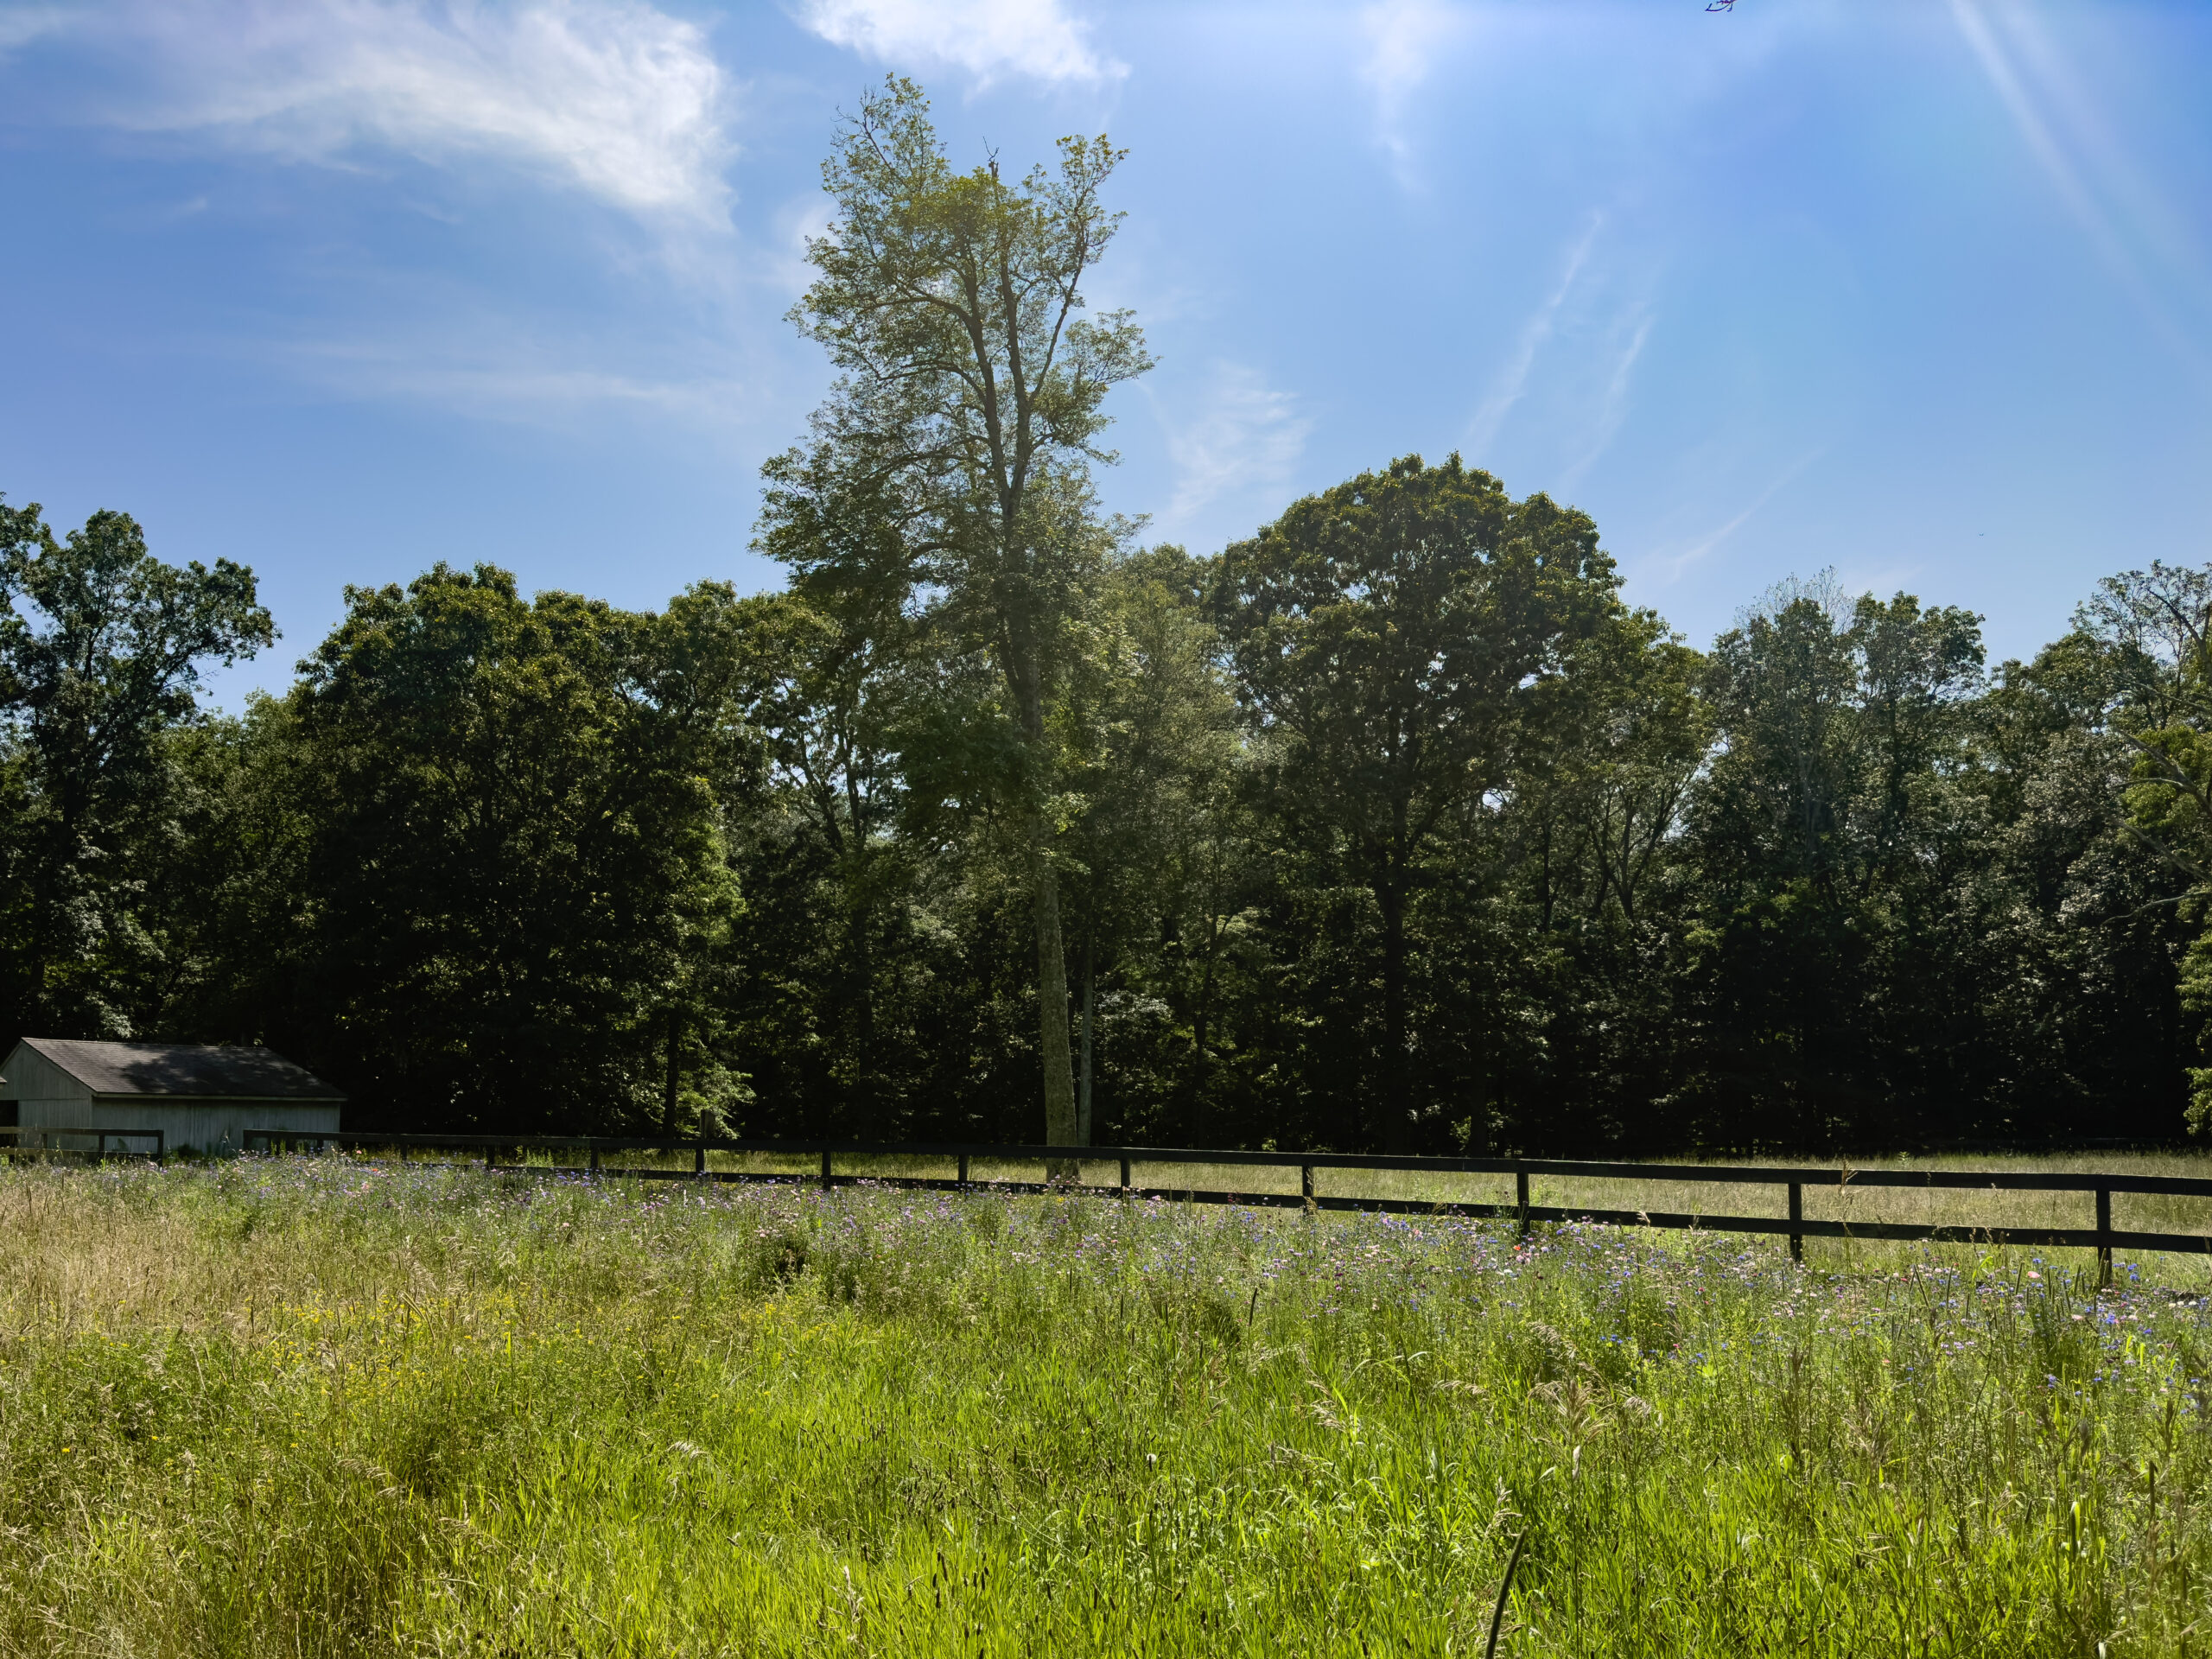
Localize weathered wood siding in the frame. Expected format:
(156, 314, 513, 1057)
(16, 1100, 340, 1154)
(0, 1043, 92, 1120)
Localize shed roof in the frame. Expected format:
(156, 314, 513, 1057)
(13, 1039, 346, 1102)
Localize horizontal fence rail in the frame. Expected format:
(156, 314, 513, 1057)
(1, 1126, 165, 1163)
(238, 1130, 2212, 1287)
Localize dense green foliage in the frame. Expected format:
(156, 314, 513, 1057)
(0, 497, 270, 1042)
(2, 466, 2204, 1150)
(6, 81, 2211, 1151)
(7, 1158, 2212, 1655)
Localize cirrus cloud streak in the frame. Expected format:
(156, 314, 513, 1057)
(49, 0, 735, 224)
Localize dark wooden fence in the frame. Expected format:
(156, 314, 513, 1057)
(1, 1126, 166, 1162)
(240, 1131, 2212, 1286)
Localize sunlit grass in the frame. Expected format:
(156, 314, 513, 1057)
(336, 1141, 2212, 1274)
(5, 1155, 2212, 1654)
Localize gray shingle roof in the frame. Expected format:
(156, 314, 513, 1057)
(20, 1039, 346, 1101)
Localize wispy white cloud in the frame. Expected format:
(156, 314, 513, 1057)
(1650, 448, 1824, 584)
(283, 329, 757, 428)
(66, 0, 734, 224)
(1156, 362, 1313, 541)
(1557, 304, 1653, 492)
(1465, 213, 1603, 459)
(1358, 0, 1468, 188)
(796, 0, 1122, 89)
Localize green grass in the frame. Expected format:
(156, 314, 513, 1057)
(395, 1143, 2212, 1264)
(4, 1156, 2212, 1654)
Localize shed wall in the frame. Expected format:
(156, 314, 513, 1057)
(0, 1045, 94, 1123)
(16, 1100, 340, 1154)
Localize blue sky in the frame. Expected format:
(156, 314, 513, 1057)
(3, 0, 2209, 706)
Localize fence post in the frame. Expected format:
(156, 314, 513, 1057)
(1301, 1164, 1316, 1211)
(820, 1148, 833, 1192)
(2096, 1184, 2113, 1289)
(1120, 1155, 1132, 1195)
(1516, 1165, 1530, 1242)
(1788, 1182, 1803, 1264)
(957, 1153, 969, 1185)
(695, 1142, 706, 1177)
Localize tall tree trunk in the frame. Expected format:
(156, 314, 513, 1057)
(1191, 967, 1211, 1094)
(1190, 841, 1224, 1100)
(1378, 875, 1413, 1154)
(1468, 1029, 1491, 1157)
(1007, 625, 1079, 1174)
(662, 1007, 683, 1135)
(843, 766, 879, 1137)
(1030, 811, 1080, 1175)
(1077, 928, 1095, 1145)
(849, 898, 878, 1136)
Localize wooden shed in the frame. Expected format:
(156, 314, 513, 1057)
(0, 1039, 343, 1155)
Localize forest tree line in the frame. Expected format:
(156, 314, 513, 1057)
(6, 81, 2212, 1155)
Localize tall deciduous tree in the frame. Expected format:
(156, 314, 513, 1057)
(1215, 455, 1621, 1152)
(2081, 563, 2212, 882)
(2078, 564, 2212, 1130)
(737, 588, 931, 1135)
(1512, 608, 1707, 931)
(1688, 579, 1988, 1142)
(0, 497, 271, 1041)
(1057, 547, 1242, 1141)
(1698, 576, 1984, 894)
(762, 77, 1152, 1153)
(290, 564, 750, 1128)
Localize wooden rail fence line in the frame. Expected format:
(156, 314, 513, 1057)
(240, 1132, 2212, 1287)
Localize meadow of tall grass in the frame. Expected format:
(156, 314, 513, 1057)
(3, 1154, 2211, 1655)
(546, 1144, 2212, 1262)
